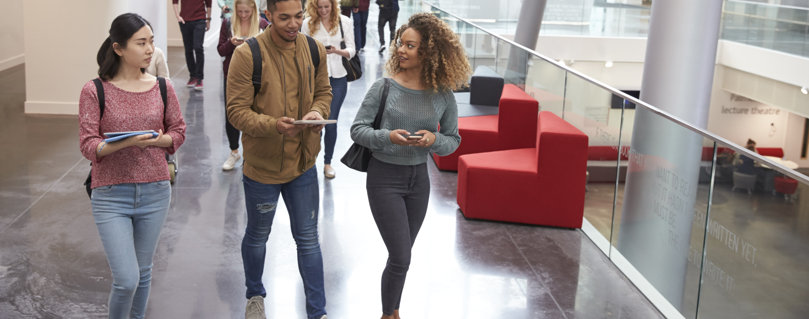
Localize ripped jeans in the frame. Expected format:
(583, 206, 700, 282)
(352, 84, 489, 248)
(241, 168, 326, 319)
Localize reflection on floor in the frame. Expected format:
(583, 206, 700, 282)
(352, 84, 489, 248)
(0, 6, 662, 319)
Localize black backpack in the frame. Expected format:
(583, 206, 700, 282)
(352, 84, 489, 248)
(244, 35, 320, 97)
(84, 77, 170, 198)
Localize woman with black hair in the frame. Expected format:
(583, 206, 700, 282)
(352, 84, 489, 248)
(78, 13, 186, 319)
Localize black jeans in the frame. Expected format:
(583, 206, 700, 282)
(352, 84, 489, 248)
(223, 80, 240, 150)
(365, 157, 429, 315)
(179, 19, 206, 80)
(378, 10, 399, 47)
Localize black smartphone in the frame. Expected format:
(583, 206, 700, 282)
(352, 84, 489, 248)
(325, 45, 333, 50)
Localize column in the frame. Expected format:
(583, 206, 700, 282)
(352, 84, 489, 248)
(616, 0, 723, 309)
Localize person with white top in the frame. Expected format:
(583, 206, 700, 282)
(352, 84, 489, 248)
(302, 0, 355, 179)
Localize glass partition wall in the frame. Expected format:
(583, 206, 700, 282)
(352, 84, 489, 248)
(427, 2, 809, 318)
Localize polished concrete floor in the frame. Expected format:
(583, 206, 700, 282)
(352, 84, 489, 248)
(0, 6, 664, 319)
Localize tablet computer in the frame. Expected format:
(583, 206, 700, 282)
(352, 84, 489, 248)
(292, 120, 337, 125)
(103, 130, 158, 143)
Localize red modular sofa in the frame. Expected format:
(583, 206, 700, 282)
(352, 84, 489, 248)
(433, 84, 539, 171)
(457, 111, 589, 228)
(757, 147, 784, 158)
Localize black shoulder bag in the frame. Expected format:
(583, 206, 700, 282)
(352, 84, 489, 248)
(338, 22, 362, 82)
(340, 78, 390, 172)
(84, 77, 169, 197)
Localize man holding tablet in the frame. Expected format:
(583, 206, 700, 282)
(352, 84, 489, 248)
(225, 0, 332, 318)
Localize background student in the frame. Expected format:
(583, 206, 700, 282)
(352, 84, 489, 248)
(217, 0, 269, 171)
(302, 0, 356, 179)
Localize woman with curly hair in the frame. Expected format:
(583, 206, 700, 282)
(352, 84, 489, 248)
(349, 13, 471, 319)
(302, 0, 355, 179)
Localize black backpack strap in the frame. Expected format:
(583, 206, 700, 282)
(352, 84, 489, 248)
(246, 37, 262, 97)
(92, 78, 105, 118)
(157, 77, 167, 116)
(305, 35, 320, 72)
(246, 35, 319, 98)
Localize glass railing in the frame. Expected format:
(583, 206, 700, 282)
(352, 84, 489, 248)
(722, 0, 809, 57)
(429, 0, 809, 58)
(426, 2, 809, 318)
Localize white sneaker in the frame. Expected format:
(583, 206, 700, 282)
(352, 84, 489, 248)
(323, 165, 335, 179)
(245, 295, 265, 319)
(222, 152, 241, 171)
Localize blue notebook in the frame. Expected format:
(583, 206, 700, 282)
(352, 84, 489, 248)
(103, 130, 158, 143)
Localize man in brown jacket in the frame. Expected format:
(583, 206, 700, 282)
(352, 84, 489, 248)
(226, 0, 332, 318)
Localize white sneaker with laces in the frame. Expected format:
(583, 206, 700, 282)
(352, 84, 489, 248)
(222, 152, 241, 171)
(245, 295, 265, 319)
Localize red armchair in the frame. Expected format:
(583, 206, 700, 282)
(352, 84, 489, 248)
(457, 111, 589, 228)
(432, 84, 539, 171)
(774, 176, 798, 201)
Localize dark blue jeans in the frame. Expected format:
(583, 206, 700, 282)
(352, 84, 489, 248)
(324, 76, 347, 164)
(179, 19, 206, 80)
(352, 10, 369, 49)
(241, 169, 326, 319)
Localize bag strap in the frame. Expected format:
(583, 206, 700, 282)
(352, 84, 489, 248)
(246, 37, 262, 97)
(247, 35, 320, 97)
(305, 34, 320, 72)
(92, 78, 105, 118)
(372, 79, 390, 129)
(338, 20, 347, 49)
(93, 77, 167, 119)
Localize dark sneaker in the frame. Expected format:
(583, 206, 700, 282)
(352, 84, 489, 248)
(194, 79, 203, 91)
(186, 78, 197, 88)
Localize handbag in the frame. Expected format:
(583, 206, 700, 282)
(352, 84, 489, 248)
(340, 79, 390, 172)
(338, 22, 362, 82)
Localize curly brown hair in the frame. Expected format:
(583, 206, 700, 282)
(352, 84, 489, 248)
(305, 0, 341, 36)
(385, 13, 471, 92)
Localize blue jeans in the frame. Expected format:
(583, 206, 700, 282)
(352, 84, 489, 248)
(324, 76, 347, 164)
(241, 168, 326, 319)
(91, 181, 172, 319)
(352, 10, 369, 49)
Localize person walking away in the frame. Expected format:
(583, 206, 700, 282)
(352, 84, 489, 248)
(376, 0, 398, 53)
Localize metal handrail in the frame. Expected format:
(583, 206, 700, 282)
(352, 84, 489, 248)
(728, 0, 809, 12)
(426, 1, 809, 184)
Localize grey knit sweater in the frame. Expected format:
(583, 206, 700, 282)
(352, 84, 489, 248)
(350, 78, 461, 166)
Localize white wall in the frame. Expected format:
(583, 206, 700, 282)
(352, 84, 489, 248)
(785, 112, 809, 167)
(0, 0, 25, 71)
(167, 0, 183, 47)
(707, 90, 789, 149)
(23, 1, 167, 115)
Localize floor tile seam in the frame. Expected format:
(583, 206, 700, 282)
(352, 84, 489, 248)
(505, 227, 570, 319)
(0, 158, 85, 234)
